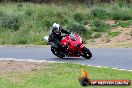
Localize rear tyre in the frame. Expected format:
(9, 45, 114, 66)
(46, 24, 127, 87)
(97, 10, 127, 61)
(51, 46, 65, 58)
(82, 47, 92, 59)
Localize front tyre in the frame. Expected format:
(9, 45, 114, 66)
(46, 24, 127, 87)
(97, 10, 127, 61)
(51, 46, 65, 58)
(82, 47, 92, 59)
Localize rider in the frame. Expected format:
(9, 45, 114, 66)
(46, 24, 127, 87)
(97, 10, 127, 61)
(48, 23, 71, 50)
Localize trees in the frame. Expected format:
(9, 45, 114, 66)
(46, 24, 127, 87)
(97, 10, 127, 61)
(86, 0, 94, 5)
(126, 0, 130, 3)
(0, 0, 132, 3)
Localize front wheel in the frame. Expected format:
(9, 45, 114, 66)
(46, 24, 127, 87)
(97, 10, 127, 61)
(51, 46, 65, 58)
(82, 47, 92, 59)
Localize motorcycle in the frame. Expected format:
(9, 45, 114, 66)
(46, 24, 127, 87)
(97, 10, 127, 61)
(44, 33, 92, 59)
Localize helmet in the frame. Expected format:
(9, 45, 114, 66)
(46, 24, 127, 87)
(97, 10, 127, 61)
(52, 23, 60, 34)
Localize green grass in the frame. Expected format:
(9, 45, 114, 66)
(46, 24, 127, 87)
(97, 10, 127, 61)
(91, 19, 110, 32)
(0, 63, 132, 88)
(0, 3, 132, 45)
(108, 31, 121, 37)
(92, 32, 102, 38)
(118, 20, 132, 28)
(0, 3, 90, 45)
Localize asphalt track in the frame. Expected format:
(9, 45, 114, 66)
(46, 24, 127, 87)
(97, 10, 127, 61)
(0, 47, 132, 70)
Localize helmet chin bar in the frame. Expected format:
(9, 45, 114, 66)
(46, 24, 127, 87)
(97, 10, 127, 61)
(54, 30, 60, 34)
(54, 28, 60, 34)
(55, 32, 59, 34)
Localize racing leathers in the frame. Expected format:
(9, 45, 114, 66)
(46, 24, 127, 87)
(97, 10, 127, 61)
(48, 29, 71, 49)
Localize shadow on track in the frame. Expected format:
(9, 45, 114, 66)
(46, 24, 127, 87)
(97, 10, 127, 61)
(45, 57, 92, 61)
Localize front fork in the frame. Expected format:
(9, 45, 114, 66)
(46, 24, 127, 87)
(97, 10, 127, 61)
(79, 44, 86, 56)
(80, 44, 85, 49)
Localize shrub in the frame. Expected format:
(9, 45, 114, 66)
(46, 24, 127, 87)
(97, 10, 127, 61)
(90, 7, 109, 19)
(0, 11, 4, 18)
(118, 21, 131, 28)
(73, 13, 85, 22)
(44, 19, 53, 28)
(0, 14, 21, 31)
(11, 34, 28, 44)
(28, 33, 46, 45)
(92, 32, 102, 38)
(67, 23, 87, 35)
(24, 8, 34, 17)
(111, 11, 132, 20)
(56, 11, 64, 19)
(36, 19, 53, 29)
(16, 3, 24, 11)
(55, 12, 69, 25)
(110, 6, 132, 20)
(108, 31, 121, 37)
(67, 23, 92, 41)
(60, 18, 69, 25)
(91, 19, 110, 32)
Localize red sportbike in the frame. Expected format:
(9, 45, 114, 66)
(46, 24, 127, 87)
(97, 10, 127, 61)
(50, 33, 92, 59)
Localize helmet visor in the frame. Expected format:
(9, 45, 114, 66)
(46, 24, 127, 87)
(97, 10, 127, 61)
(54, 28, 60, 34)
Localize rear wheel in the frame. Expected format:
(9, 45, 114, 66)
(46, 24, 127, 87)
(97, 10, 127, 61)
(82, 47, 92, 59)
(51, 46, 65, 58)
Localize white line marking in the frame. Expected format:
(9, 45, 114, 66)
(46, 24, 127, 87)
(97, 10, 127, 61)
(0, 58, 56, 63)
(0, 58, 132, 72)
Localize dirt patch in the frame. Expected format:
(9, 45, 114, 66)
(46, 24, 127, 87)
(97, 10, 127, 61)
(111, 26, 130, 33)
(110, 27, 132, 42)
(105, 20, 116, 25)
(86, 40, 132, 48)
(112, 34, 131, 42)
(0, 60, 49, 73)
(88, 26, 132, 45)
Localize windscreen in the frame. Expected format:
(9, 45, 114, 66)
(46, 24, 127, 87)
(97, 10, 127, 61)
(69, 34, 77, 41)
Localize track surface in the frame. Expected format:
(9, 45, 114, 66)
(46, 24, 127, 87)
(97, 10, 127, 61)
(0, 47, 132, 70)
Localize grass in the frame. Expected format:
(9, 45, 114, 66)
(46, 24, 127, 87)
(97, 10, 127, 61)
(92, 32, 102, 39)
(118, 20, 132, 28)
(0, 3, 132, 45)
(91, 19, 110, 32)
(108, 31, 121, 37)
(85, 40, 132, 48)
(0, 62, 132, 88)
(0, 3, 90, 45)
